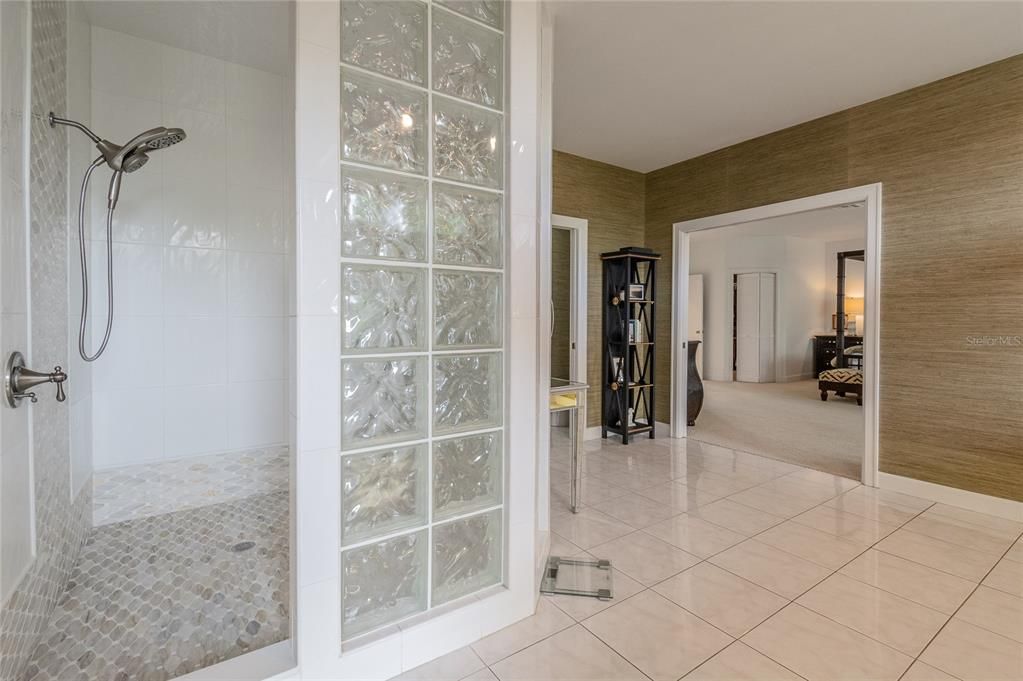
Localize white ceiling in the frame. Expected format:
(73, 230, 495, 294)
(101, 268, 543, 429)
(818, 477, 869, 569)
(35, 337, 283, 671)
(693, 204, 866, 243)
(552, 1, 1023, 172)
(83, 1, 293, 76)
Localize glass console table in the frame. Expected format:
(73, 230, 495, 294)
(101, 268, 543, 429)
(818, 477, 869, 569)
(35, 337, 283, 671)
(550, 377, 588, 513)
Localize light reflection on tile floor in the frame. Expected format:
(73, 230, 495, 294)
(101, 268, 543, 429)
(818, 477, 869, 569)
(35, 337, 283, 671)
(393, 433, 1023, 681)
(23, 492, 289, 681)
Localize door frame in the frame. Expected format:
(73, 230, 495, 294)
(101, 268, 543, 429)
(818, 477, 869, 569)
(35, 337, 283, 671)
(670, 184, 882, 487)
(551, 214, 588, 385)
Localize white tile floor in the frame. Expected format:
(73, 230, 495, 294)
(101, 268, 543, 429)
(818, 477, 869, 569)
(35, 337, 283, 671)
(393, 434, 1023, 681)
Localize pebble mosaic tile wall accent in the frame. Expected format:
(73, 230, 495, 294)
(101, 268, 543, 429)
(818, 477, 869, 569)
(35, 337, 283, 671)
(1, 4, 91, 680)
(23, 491, 289, 681)
(92, 447, 289, 527)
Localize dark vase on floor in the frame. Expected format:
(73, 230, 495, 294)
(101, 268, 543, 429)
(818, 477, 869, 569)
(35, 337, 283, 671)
(687, 340, 704, 426)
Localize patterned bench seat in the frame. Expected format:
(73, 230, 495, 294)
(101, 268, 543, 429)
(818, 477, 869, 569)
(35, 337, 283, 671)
(818, 368, 863, 405)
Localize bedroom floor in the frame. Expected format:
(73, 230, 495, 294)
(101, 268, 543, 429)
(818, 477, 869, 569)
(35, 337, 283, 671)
(392, 434, 1023, 681)
(688, 379, 863, 479)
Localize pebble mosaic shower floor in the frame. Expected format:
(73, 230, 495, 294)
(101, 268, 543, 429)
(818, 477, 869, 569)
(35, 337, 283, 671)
(22, 491, 289, 681)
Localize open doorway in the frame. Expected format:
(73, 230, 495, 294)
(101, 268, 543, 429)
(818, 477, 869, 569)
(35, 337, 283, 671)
(672, 186, 881, 484)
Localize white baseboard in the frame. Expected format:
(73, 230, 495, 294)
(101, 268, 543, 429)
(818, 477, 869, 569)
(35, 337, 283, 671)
(878, 472, 1023, 522)
(171, 640, 296, 681)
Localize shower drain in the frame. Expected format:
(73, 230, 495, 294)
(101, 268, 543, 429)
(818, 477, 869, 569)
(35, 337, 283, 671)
(231, 541, 256, 552)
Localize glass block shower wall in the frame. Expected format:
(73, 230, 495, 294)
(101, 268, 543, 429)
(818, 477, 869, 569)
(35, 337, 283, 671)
(338, 0, 506, 641)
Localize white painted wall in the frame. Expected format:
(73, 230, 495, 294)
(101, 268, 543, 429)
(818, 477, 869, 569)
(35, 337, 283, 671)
(87, 27, 291, 470)
(689, 232, 829, 382)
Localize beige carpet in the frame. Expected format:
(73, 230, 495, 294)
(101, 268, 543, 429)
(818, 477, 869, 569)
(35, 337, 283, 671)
(689, 379, 863, 480)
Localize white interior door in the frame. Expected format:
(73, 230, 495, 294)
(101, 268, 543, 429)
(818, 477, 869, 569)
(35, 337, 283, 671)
(1, 0, 35, 603)
(687, 274, 703, 376)
(735, 273, 776, 383)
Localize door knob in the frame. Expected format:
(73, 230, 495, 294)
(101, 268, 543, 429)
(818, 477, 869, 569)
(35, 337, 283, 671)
(4, 351, 68, 408)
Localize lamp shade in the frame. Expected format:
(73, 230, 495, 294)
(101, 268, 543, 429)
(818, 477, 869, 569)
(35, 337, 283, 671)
(845, 297, 864, 315)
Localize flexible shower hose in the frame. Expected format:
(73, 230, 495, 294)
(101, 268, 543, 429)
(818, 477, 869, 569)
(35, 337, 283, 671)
(77, 155, 115, 362)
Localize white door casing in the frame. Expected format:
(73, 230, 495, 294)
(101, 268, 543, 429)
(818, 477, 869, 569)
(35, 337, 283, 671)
(687, 274, 703, 376)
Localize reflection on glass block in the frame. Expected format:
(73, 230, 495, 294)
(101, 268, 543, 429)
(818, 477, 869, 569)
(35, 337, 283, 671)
(342, 446, 427, 545)
(343, 265, 426, 352)
(434, 353, 502, 434)
(343, 531, 427, 638)
(343, 357, 427, 449)
(432, 510, 502, 606)
(342, 69, 427, 173)
(433, 183, 502, 267)
(432, 9, 503, 109)
(342, 167, 427, 261)
(434, 271, 501, 348)
(433, 96, 503, 188)
(436, 0, 504, 30)
(342, 0, 427, 84)
(434, 433, 502, 521)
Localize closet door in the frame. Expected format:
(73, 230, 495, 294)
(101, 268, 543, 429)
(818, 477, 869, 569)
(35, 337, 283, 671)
(735, 273, 775, 383)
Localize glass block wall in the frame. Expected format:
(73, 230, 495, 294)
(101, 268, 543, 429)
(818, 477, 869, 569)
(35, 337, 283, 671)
(338, 0, 506, 641)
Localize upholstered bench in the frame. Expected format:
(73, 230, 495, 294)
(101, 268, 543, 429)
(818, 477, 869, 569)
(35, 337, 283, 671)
(818, 368, 862, 405)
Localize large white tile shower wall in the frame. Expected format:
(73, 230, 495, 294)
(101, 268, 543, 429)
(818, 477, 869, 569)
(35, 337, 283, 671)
(87, 27, 290, 469)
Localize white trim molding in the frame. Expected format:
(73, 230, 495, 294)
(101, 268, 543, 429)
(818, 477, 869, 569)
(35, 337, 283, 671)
(670, 184, 883, 488)
(551, 214, 588, 388)
(880, 473, 1023, 522)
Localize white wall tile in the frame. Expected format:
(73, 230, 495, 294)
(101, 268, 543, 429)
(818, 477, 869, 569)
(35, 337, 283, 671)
(226, 62, 284, 129)
(91, 316, 164, 392)
(226, 118, 284, 190)
(228, 316, 287, 382)
(161, 45, 226, 115)
(91, 26, 162, 101)
(164, 316, 228, 386)
(90, 91, 164, 174)
(297, 179, 340, 316)
(296, 316, 340, 452)
(228, 381, 286, 448)
(161, 105, 227, 185)
(93, 387, 164, 469)
(164, 384, 229, 457)
(90, 164, 164, 244)
(163, 173, 227, 248)
(163, 247, 227, 316)
(91, 242, 163, 316)
(227, 182, 286, 253)
(228, 251, 286, 316)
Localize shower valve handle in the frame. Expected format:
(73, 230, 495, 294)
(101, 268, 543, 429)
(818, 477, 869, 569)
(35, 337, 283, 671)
(4, 353, 68, 407)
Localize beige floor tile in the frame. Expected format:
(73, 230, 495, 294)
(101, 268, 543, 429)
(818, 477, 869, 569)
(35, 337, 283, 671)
(590, 531, 701, 585)
(591, 492, 680, 529)
(783, 469, 861, 494)
(594, 470, 670, 493)
(654, 563, 787, 637)
(903, 514, 1019, 555)
(727, 486, 821, 518)
(550, 508, 636, 550)
(687, 498, 786, 536)
(582, 590, 732, 681)
(684, 642, 804, 681)
(393, 647, 486, 681)
(489, 625, 646, 681)
(549, 532, 586, 558)
(680, 469, 762, 496)
(642, 514, 746, 558)
(796, 573, 949, 656)
(919, 618, 1023, 681)
(956, 585, 1023, 644)
(708, 540, 831, 599)
(544, 568, 644, 622)
(634, 481, 721, 512)
(459, 669, 498, 681)
(755, 477, 844, 505)
(743, 604, 913, 681)
(984, 558, 1023, 597)
(551, 475, 630, 511)
(791, 505, 900, 546)
(1006, 539, 1023, 564)
(839, 549, 975, 615)
(876, 529, 1002, 582)
(900, 661, 961, 681)
(471, 598, 574, 665)
(824, 487, 929, 525)
(925, 503, 1023, 536)
(755, 521, 866, 569)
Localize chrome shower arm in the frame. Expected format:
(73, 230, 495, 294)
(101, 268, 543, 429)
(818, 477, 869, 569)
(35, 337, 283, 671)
(48, 112, 101, 144)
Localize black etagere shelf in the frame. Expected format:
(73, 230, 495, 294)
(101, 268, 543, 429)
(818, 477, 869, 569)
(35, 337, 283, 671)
(601, 247, 659, 444)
